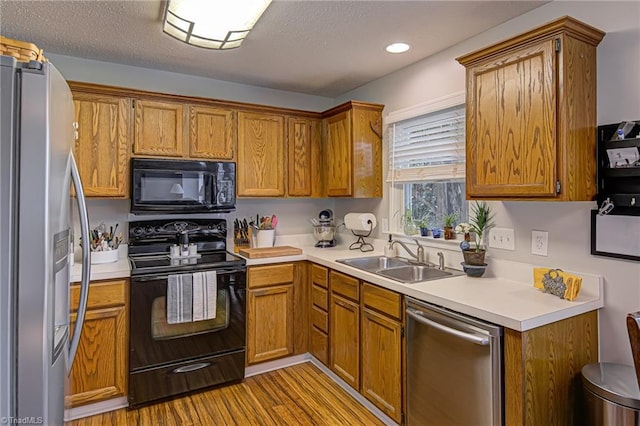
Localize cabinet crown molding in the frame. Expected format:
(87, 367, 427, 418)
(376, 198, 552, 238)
(456, 15, 605, 66)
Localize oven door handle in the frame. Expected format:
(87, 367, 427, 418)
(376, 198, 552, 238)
(132, 267, 246, 282)
(171, 362, 211, 374)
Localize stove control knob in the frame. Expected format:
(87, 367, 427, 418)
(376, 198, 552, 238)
(145, 226, 154, 235)
(217, 223, 226, 233)
(155, 226, 162, 233)
(132, 226, 144, 237)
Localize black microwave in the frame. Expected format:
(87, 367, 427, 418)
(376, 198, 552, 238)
(131, 158, 236, 214)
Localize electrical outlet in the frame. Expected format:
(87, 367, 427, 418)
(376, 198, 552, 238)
(489, 227, 515, 250)
(382, 218, 389, 233)
(531, 230, 548, 256)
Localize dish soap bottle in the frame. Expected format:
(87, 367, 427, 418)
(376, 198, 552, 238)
(384, 235, 396, 257)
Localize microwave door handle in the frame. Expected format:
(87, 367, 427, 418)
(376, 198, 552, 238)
(69, 152, 91, 370)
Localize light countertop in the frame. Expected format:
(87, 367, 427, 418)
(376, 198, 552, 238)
(70, 237, 603, 332)
(240, 240, 603, 332)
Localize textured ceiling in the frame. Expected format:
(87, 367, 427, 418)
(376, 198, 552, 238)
(0, 1, 547, 97)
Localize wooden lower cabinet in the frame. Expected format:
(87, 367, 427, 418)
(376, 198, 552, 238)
(67, 278, 128, 407)
(310, 264, 330, 364)
(247, 284, 294, 364)
(361, 308, 403, 424)
(246, 262, 307, 366)
(329, 293, 360, 390)
(504, 310, 598, 426)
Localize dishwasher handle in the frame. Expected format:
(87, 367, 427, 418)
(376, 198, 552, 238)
(406, 307, 489, 346)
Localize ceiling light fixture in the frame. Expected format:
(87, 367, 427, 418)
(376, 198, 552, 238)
(163, 0, 272, 50)
(386, 42, 410, 54)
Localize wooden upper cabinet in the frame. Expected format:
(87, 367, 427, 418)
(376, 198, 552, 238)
(133, 99, 185, 157)
(287, 116, 322, 197)
(325, 111, 352, 196)
(457, 16, 605, 200)
(237, 111, 285, 197)
(323, 102, 384, 198)
(72, 92, 130, 197)
(189, 105, 235, 160)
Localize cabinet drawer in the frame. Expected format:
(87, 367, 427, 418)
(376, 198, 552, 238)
(70, 278, 126, 311)
(311, 285, 328, 311)
(310, 326, 328, 366)
(330, 270, 359, 301)
(311, 306, 329, 333)
(362, 282, 402, 321)
(248, 263, 294, 289)
(311, 264, 328, 288)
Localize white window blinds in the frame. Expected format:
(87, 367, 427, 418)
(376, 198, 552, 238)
(388, 104, 465, 182)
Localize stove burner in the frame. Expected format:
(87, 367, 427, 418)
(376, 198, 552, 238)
(128, 218, 245, 275)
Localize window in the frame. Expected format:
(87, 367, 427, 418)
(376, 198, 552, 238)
(388, 96, 467, 233)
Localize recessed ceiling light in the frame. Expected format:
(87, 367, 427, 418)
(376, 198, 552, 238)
(386, 42, 410, 54)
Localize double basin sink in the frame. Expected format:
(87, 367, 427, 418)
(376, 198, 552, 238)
(335, 255, 462, 284)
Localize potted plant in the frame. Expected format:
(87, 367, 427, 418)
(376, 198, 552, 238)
(401, 209, 418, 236)
(443, 213, 456, 240)
(455, 222, 472, 242)
(418, 216, 430, 236)
(460, 201, 494, 266)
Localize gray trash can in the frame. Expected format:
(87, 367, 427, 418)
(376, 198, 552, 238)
(582, 363, 640, 425)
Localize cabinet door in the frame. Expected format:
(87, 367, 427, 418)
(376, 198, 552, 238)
(247, 284, 294, 364)
(466, 40, 556, 197)
(133, 99, 184, 157)
(67, 305, 127, 407)
(237, 112, 285, 196)
(189, 105, 234, 160)
(72, 93, 130, 197)
(325, 111, 352, 196)
(351, 106, 383, 198)
(361, 308, 403, 423)
(329, 293, 359, 390)
(287, 116, 322, 197)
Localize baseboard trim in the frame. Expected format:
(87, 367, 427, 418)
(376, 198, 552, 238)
(64, 396, 128, 421)
(244, 353, 311, 377)
(308, 357, 398, 426)
(65, 354, 398, 425)
(245, 354, 397, 426)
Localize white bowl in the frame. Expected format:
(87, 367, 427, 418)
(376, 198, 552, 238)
(90, 249, 119, 264)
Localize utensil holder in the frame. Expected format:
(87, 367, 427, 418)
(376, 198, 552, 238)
(252, 229, 276, 248)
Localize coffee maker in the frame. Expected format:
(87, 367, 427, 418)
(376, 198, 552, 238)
(311, 209, 337, 248)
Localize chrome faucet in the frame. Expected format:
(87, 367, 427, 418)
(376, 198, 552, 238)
(437, 252, 445, 270)
(390, 239, 428, 264)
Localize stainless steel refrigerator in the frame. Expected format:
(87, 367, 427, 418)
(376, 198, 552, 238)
(1, 56, 92, 425)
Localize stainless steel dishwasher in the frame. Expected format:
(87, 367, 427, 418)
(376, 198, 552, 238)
(406, 297, 503, 425)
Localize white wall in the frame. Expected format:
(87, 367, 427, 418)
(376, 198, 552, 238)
(48, 53, 335, 112)
(53, 53, 337, 244)
(335, 1, 640, 365)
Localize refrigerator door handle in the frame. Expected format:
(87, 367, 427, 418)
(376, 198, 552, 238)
(68, 152, 91, 370)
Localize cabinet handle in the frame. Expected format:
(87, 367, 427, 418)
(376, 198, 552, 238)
(253, 289, 269, 296)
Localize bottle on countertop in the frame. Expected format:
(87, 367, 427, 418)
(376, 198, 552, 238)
(384, 234, 397, 257)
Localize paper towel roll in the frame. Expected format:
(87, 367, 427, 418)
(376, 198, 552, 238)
(344, 213, 377, 232)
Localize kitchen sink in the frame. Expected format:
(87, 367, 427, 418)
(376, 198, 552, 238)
(377, 265, 453, 283)
(336, 255, 462, 284)
(336, 256, 409, 272)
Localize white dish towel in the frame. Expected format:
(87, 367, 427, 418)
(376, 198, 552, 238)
(192, 271, 217, 321)
(167, 273, 193, 324)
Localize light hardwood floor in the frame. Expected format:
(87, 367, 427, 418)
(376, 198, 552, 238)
(68, 362, 385, 425)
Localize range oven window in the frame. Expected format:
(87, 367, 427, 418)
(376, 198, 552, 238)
(151, 289, 230, 340)
(137, 170, 212, 205)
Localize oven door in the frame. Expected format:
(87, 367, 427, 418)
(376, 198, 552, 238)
(129, 266, 246, 371)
